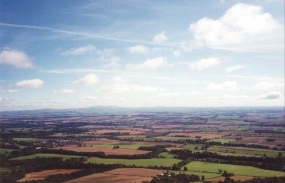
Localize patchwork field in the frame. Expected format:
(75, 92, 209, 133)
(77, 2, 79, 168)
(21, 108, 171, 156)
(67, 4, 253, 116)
(86, 157, 181, 167)
(10, 154, 85, 160)
(13, 138, 43, 142)
(64, 168, 165, 183)
(18, 169, 81, 182)
(182, 161, 285, 177)
(168, 132, 223, 139)
(53, 145, 150, 155)
(207, 146, 284, 157)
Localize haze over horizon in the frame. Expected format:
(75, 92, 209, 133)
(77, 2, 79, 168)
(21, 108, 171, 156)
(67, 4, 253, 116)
(0, 0, 284, 111)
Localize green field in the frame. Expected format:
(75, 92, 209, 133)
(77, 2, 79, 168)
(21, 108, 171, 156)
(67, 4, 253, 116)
(13, 138, 43, 142)
(86, 157, 181, 167)
(159, 152, 176, 158)
(0, 148, 19, 154)
(207, 146, 283, 157)
(10, 153, 85, 160)
(182, 161, 284, 177)
(0, 167, 10, 173)
(207, 139, 235, 144)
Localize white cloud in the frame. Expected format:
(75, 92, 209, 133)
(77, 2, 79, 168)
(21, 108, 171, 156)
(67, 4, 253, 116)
(257, 91, 282, 99)
(253, 82, 284, 90)
(83, 96, 97, 100)
(53, 89, 77, 94)
(128, 45, 149, 54)
(14, 79, 44, 89)
(153, 31, 168, 43)
(189, 57, 220, 70)
(98, 48, 121, 67)
(189, 3, 282, 50)
(225, 65, 247, 73)
(62, 44, 95, 56)
(126, 57, 166, 70)
(100, 56, 121, 67)
(97, 83, 162, 93)
(75, 74, 99, 86)
(159, 92, 180, 97)
(96, 76, 164, 93)
(173, 51, 181, 57)
(207, 81, 237, 91)
(0, 49, 33, 68)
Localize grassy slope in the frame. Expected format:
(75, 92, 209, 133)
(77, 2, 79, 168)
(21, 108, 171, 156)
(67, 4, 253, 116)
(10, 153, 85, 160)
(182, 161, 284, 177)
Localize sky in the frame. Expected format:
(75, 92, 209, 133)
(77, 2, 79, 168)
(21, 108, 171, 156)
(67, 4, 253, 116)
(0, 0, 284, 111)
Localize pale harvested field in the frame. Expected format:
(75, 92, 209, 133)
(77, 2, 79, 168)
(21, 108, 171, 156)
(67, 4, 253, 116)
(18, 169, 81, 182)
(151, 125, 182, 129)
(53, 145, 150, 155)
(64, 168, 164, 183)
(95, 129, 148, 135)
(207, 175, 254, 182)
(168, 132, 223, 139)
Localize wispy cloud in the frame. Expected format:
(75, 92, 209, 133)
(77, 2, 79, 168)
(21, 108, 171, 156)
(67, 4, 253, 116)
(53, 89, 77, 94)
(0, 23, 181, 48)
(225, 65, 247, 73)
(207, 81, 237, 91)
(62, 44, 96, 56)
(126, 57, 167, 70)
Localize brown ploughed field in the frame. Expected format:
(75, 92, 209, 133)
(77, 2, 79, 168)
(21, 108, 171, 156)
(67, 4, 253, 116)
(64, 168, 165, 183)
(18, 169, 81, 182)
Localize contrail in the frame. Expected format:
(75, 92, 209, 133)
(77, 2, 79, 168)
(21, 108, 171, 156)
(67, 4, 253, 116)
(0, 22, 183, 48)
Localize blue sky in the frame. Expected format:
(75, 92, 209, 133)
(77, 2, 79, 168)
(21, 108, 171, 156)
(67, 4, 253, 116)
(0, 0, 284, 110)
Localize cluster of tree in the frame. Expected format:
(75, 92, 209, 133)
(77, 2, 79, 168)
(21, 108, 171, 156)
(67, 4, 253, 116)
(138, 145, 172, 151)
(0, 143, 20, 149)
(142, 172, 200, 183)
(171, 158, 191, 171)
(218, 176, 285, 183)
(170, 149, 285, 171)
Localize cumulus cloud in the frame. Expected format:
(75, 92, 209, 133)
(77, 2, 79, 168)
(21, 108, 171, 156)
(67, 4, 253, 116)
(0, 49, 33, 68)
(62, 44, 95, 56)
(153, 31, 168, 43)
(53, 89, 77, 94)
(257, 91, 282, 99)
(75, 74, 99, 86)
(128, 45, 149, 54)
(225, 65, 247, 73)
(189, 57, 220, 70)
(207, 81, 237, 91)
(13, 79, 44, 89)
(126, 57, 166, 70)
(253, 82, 284, 90)
(189, 3, 282, 50)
